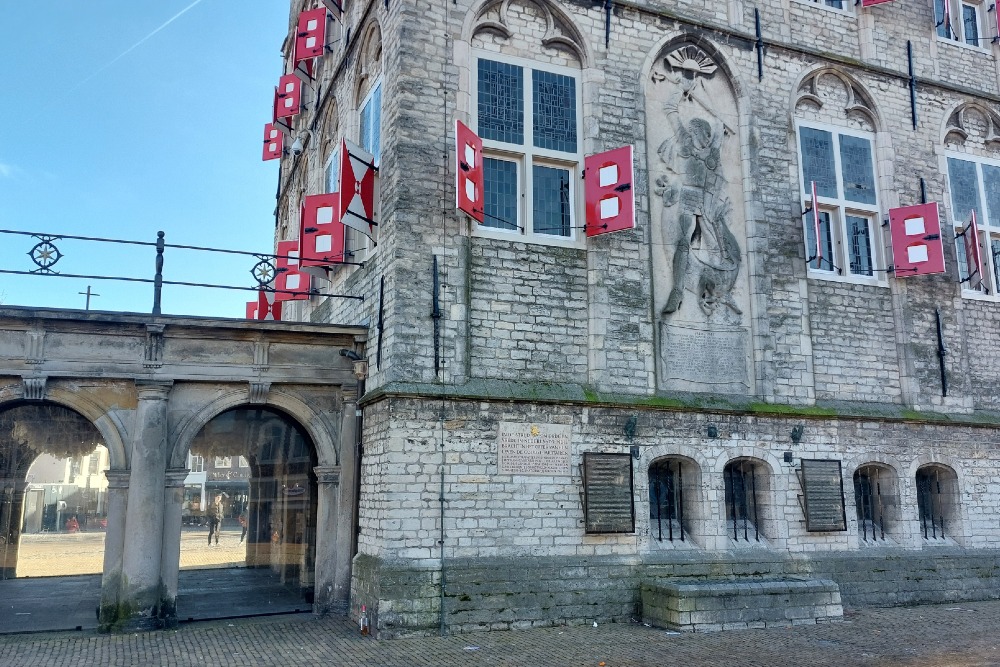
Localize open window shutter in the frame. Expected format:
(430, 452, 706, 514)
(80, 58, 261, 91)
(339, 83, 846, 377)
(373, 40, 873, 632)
(300, 193, 346, 267)
(248, 290, 282, 321)
(272, 88, 293, 136)
(274, 240, 311, 300)
(455, 120, 484, 223)
(584, 146, 635, 237)
(965, 211, 983, 288)
(263, 123, 283, 161)
(888, 203, 946, 277)
(275, 74, 302, 119)
(338, 137, 378, 240)
(295, 8, 327, 63)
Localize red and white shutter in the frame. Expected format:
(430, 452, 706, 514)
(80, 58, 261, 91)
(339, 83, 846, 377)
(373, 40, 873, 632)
(888, 202, 946, 277)
(861, 0, 893, 7)
(248, 290, 282, 321)
(965, 211, 983, 289)
(811, 181, 823, 267)
(455, 120, 484, 223)
(300, 193, 346, 267)
(272, 88, 293, 136)
(274, 240, 311, 300)
(275, 74, 302, 119)
(339, 138, 378, 240)
(294, 8, 327, 63)
(584, 146, 635, 237)
(263, 123, 283, 161)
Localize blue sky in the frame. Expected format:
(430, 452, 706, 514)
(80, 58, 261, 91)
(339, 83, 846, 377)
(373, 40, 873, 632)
(0, 1, 288, 317)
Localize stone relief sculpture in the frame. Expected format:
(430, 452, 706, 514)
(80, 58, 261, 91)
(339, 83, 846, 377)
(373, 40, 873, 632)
(648, 44, 751, 394)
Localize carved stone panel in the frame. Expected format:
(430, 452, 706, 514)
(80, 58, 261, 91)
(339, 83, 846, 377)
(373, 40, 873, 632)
(647, 44, 752, 395)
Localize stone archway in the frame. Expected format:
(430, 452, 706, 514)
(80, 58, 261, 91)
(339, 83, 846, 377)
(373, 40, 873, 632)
(0, 403, 109, 580)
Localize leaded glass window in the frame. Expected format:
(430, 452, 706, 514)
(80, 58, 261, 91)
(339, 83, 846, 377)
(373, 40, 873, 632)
(475, 55, 581, 242)
(798, 124, 881, 282)
(847, 215, 874, 277)
(360, 81, 382, 166)
(949, 157, 981, 224)
(840, 135, 876, 205)
(478, 60, 524, 144)
(982, 164, 1000, 227)
(962, 3, 980, 45)
(532, 166, 571, 236)
(532, 70, 576, 153)
(992, 239, 1000, 291)
(484, 158, 519, 231)
(805, 210, 835, 272)
(800, 127, 837, 198)
(935, 0, 953, 38)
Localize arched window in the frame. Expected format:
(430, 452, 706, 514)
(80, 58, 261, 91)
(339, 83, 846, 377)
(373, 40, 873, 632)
(944, 104, 1000, 297)
(794, 70, 883, 285)
(648, 457, 696, 543)
(723, 458, 766, 542)
(915, 464, 959, 541)
(853, 464, 896, 542)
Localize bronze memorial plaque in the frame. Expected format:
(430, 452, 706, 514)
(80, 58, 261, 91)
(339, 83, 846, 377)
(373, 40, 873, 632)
(800, 458, 847, 532)
(582, 452, 635, 534)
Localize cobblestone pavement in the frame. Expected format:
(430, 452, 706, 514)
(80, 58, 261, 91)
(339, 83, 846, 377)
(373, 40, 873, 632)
(2, 600, 1000, 666)
(15, 527, 246, 577)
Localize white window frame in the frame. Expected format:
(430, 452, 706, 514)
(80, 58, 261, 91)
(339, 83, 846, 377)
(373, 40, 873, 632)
(796, 120, 886, 287)
(935, 0, 991, 50)
(947, 150, 1000, 300)
(790, 0, 853, 17)
(348, 77, 382, 263)
(471, 52, 584, 249)
(214, 456, 232, 469)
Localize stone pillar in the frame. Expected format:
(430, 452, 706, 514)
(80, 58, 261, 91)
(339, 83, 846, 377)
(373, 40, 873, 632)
(157, 468, 188, 627)
(116, 381, 172, 628)
(0, 479, 27, 580)
(312, 465, 341, 612)
(334, 395, 358, 604)
(99, 470, 130, 616)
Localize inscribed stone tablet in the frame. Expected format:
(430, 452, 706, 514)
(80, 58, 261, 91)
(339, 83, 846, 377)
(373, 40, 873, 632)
(582, 452, 635, 534)
(800, 459, 847, 532)
(497, 422, 572, 476)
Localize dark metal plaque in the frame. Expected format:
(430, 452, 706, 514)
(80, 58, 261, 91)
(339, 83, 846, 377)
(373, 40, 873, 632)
(582, 452, 635, 534)
(800, 459, 847, 532)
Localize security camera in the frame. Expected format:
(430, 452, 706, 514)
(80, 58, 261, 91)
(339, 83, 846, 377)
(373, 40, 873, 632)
(290, 136, 304, 156)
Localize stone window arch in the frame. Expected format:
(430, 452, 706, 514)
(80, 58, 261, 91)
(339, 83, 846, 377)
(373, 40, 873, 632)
(723, 457, 770, 543)
(915, 464, 960, 541)
(647, 456, 701, 546)
(793, 68, 885, 285)
(852, 463, 898, 543)
(466, 0, 587, 246)
(943, 102, 1000, 296)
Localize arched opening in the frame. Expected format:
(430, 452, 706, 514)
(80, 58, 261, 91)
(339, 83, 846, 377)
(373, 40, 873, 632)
(915, 464, 960, 542)
(723, 458, 770, 543)
(853, 463, 897, 543)
(178, 407, 318, 608)
(0, 403, 108, 580)
(647, 456, 701, 546)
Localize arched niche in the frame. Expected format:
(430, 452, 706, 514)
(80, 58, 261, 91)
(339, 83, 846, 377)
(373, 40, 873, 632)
(647, 39, 752, 396)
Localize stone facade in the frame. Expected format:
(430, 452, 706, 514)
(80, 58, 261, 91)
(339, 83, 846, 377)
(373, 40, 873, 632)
(273, 0, 1000, 638)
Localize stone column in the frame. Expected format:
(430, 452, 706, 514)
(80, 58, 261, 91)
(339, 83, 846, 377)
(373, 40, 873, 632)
(0, 479, 27, 580)
(117, 381, 172, 628)
(157, 468, 188, 627)
(312, 465, 341, 613)
(99, 470, 130, 617)
(334, 395, 358, 604)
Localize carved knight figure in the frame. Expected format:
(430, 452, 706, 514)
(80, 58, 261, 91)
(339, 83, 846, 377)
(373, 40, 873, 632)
(656, 88, 742, 318)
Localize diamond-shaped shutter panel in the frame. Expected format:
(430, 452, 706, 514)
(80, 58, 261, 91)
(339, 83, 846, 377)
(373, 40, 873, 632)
(274, 240, 311, 301)
(339, 138, 377, 240)
(888, 203, 946, 277)
(455, 120, 484, 223)
(275, 74, 301, 119)
(263, 123, 283, 161)
(300, 193, 346, 267)
(295, 8, 327, 63)
(584, 146, 635, 236)
(249, 290, 282, 321)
